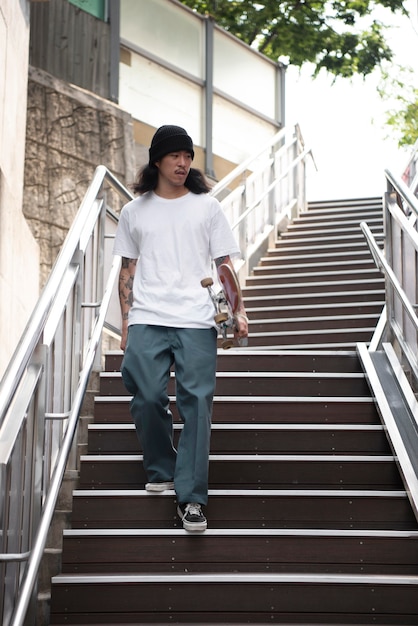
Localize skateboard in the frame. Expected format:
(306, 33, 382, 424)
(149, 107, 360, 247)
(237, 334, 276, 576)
(201, 264, 247, 349)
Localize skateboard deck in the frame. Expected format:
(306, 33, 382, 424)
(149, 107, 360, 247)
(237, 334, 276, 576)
(217, 264, 239, 314)
(201, 263, 247, 349)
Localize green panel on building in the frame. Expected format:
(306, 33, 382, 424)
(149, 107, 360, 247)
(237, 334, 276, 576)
(68, 0, 105, 20)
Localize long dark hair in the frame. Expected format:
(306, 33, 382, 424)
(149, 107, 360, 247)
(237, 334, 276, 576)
(132, 164, 211, 195)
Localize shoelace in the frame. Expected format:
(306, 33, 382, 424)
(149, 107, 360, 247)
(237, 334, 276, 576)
(185, 503, 202, 517)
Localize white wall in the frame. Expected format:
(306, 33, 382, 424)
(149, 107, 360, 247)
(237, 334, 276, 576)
(0, 0, 39, 378)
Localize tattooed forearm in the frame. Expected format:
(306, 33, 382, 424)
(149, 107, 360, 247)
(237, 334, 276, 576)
(118, 257, 137, 321)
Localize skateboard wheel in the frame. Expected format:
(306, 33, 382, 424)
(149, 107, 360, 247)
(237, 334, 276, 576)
(215, 313, 228, 323)
(201, 277, 214, 287)
(221, 339, 234, 350)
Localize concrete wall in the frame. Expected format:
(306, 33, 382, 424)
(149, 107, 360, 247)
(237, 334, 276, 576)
(0, 0, 39, 379)
(24, 66, 135, 287)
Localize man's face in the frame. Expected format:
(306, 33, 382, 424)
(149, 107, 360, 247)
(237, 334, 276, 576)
(156, 151, 193, 187)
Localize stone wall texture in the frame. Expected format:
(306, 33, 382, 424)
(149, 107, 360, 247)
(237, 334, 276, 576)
(24, 66, 136, 286)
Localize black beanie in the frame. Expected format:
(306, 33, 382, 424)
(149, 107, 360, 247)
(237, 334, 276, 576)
(149, 125, 194, 164)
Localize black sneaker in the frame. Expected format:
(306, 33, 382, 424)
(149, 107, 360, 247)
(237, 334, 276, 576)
(177, 502, 207, 532)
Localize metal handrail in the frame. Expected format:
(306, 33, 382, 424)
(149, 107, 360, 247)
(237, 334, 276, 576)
(360, 171, 418, 380)
(385, 168, 418, 218)
(0, 125, 312, 625)
(0, 166, 133, 626)
(0, 166, 132, 427)
(360, 221, 418, 335)
(230, 148, 313, 230)
(210, 127, 287, 198)
(212, 124, 315, 277)
(358, 171, 418, 519)
(8, 255, 121, 626)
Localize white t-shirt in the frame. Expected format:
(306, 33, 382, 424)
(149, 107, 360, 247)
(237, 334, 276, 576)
(113, 191, 240, 329)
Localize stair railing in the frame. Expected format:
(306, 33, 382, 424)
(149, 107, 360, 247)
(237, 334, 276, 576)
(359, 168, 418, 518)
(0, 166, 133, 626)
(361, 169, 418, 380)
(211, 124, 315, 278)
(0, 123, 312, 626)
(401, 138, 418, 198)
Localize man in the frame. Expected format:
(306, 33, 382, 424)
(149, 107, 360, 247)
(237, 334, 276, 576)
(113, 125, 248, 532)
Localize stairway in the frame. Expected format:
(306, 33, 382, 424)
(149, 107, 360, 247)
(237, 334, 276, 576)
(49, 197, 418, 624)
(244, 197, 385, 349)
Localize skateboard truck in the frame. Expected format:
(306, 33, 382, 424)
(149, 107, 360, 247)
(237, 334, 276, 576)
(201, 264, 248, 350)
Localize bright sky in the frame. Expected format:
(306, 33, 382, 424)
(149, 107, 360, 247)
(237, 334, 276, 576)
(285, 0, 418, 201)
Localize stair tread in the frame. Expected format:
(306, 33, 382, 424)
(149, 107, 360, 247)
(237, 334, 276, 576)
(80, 453, 395, 464)
(247, 269, 382, 281)
(63, 527, 417, 537)
(52, 572, 418, 583)
(94, 395, 376, 402)
(72, 488, 408, 496)
(88, 423, 385, 431)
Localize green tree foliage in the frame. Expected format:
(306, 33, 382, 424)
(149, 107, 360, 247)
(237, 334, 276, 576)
(179, 0, 407, 78)
(378, 67, 418, 147)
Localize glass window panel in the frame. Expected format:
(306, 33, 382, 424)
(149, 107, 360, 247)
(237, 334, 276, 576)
(120, 0, 204, 79)
(119, 53, 203, 145)
(213, 94, 277, 163)
(214, 29, 277, 119)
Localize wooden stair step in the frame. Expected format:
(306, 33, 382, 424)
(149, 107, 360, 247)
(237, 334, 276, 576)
(292, 212, 382, 226)
(277, 231, 383, 245)
(267, 241, 382, 255)
(260, 249, 382, 265)
(281, 224, 382, 239)
(60, 528, 418, 575)
(49, 572, 418, 625)
(99, 371, 372, 397)
(253, 259, 377, 275)
(246, 302, 383, 320)
(94, 395, 380, 424)
(242, 278, 384, 298)
(105, 349, 368, 373)
(70, 489, 417, 530)
(245, 268, 382, 285)
(87, 423, 391, 455)
(78, 454, 401, 490)
(247, 314, 381, 333)
(307, 197, 381, 210)
(237, 326, 378, 348)
(241, 289, 385, 308)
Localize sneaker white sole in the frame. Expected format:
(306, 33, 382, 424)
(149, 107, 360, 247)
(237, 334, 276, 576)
(177, 506, 207, 532)
(145, 482, 174, 492)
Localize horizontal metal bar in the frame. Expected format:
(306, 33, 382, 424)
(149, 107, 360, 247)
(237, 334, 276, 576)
(51, 572, 418, 585)
(81, 302, 102, 308)
(73, 488, 406, 498)
(0, 552, 30, 563)
(63, 527, 418, 538)
(45, 411, 71, 421)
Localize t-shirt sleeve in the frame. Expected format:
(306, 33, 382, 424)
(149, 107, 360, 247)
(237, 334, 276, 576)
(209, 198, 241, 260)
(112, 204, 140, 259)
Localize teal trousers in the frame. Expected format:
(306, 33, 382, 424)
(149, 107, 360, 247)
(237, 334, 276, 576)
(121, 324, 217, 505)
